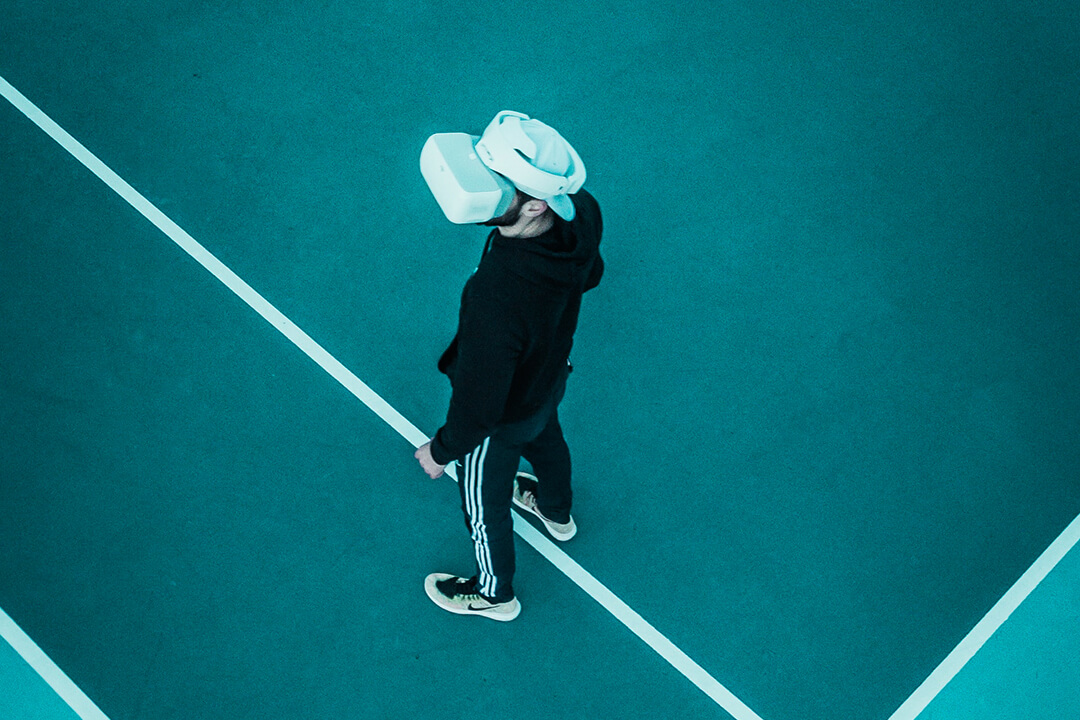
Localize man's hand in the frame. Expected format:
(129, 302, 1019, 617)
(415, 441, 446, 479)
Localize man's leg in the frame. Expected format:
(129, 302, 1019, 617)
(458, 436, 521, 602)
(520, 409, 573, 524)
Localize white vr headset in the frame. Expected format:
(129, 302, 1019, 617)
(420, 111, 586, 224)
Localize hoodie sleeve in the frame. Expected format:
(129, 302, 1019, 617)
(584, 253, 604, 292)
(577, 190, 604, 292)
(429, 285, 523, 465)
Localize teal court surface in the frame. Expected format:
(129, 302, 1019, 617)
(2, 3, 1079, 719)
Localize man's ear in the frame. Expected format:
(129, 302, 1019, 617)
(521, 199, 549, 217)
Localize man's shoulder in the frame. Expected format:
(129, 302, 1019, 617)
(572, 188, 600, 215)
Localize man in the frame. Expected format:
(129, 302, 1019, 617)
(415, 111, 603, 621)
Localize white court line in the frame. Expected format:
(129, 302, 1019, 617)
(1, 76, 762, 720)
(888, 510, 1080, 720)
(0, 607, 111, 720)
(6, 72, 1079, 720)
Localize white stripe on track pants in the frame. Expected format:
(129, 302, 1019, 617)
(458, 405, 573, 602)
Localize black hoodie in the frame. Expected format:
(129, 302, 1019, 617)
(430, 189, 604, 465)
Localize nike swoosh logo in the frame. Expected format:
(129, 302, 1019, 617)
(468, 603, 493, 611)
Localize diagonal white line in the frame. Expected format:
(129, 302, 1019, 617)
(0, 607, 111, 720)
(0, 76, 428, 452)
(1, 75, 763, 720)
(511, 515, 764, 717)
(888, 510, 1080, 720)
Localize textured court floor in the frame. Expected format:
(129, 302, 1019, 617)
(2, 2, 1079, 719)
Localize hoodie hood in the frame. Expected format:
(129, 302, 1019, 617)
(485, 189, 603, 292)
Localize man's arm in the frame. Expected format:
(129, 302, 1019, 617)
(584, 253, 604, 292)
(428, 292, 522, 466)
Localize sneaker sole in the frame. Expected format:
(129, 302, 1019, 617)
(424, 574, 521, 622)
(513, 473, 577, 541)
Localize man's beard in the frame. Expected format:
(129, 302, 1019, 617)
(479, 196, 523, 227)
(479, 211, 519, 227)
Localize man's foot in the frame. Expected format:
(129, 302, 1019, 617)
(424, 574, 521, 622)
(513, 472, 577, 541)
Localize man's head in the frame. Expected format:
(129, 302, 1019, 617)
(475, 114, 580, 222)
(480, 189, 547, 225)
(420, 111, 585, 226)
(479, 189, 556, 238)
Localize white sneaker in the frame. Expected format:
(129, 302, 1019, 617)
(424, 574, 521, 622)
(513, 472, 577, 541)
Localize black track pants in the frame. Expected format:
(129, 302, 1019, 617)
(458, 388, 571, 603)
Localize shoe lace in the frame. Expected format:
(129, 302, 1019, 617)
(456, 576, 480, 597)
